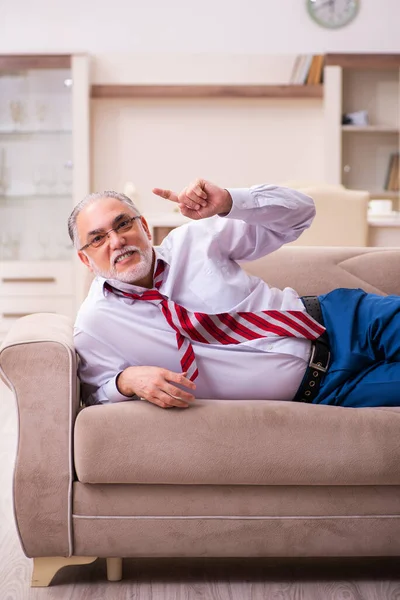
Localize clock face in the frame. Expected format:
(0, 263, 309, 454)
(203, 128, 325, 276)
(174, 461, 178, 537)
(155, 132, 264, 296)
(307, 0, 360, 29)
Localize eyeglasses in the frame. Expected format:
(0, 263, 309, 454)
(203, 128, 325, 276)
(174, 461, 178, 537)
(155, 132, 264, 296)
(79, 216, 141, 251)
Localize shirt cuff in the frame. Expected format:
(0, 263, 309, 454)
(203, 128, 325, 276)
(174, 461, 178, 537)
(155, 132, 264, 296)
(103, 373, 139, 403)
(223, 188, 254, 218)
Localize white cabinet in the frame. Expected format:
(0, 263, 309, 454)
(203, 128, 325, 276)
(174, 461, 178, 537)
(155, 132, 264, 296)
(0, 261, 76, 338)
(324, 54, 400, 210)
(368, 215, 400, 247)
(0, 55, 89, 340)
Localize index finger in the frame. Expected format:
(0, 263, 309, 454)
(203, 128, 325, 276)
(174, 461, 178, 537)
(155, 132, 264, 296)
(165, 370, 196, 390)
(152, 187, 179, 203)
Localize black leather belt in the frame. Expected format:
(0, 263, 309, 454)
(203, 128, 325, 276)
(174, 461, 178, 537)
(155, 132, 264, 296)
(293, 296, 331, 403)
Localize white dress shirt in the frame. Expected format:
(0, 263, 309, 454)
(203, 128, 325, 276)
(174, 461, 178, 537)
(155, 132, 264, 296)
(74, 184, 315, 405)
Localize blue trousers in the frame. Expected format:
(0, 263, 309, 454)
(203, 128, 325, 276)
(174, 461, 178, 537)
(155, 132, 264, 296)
(313, 288, 400, 407)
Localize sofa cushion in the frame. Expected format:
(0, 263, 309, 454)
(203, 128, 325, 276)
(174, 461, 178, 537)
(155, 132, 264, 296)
(74, 400, 400, 485)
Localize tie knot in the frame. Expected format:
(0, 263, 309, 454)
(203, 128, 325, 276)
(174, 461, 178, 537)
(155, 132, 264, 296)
(139, 289, 165, 302)
(104, 282, 165, 304)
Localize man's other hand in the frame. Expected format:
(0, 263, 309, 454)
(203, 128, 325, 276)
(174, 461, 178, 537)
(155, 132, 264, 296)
(152, 178, 233, 220)
(117, 366, 196, 409)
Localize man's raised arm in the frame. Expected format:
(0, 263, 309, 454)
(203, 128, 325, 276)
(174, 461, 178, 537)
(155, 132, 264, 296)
(153, 179, 315, 262)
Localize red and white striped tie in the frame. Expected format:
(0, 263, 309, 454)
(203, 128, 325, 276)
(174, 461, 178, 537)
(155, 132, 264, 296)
(104, 260, 325, 381)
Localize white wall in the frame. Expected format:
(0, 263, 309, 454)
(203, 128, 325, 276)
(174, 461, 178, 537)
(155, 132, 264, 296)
(92, 96, 325, 213)
(2, 0, 398, 211)
(88, 53, 325, 212)
(1, 0, 400, 54)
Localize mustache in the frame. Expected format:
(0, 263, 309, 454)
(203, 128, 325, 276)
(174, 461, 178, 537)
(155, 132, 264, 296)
(111, 246, 140, 266)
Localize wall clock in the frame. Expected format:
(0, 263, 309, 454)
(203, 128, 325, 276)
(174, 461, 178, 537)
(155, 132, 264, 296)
(307, 0, 360, 29)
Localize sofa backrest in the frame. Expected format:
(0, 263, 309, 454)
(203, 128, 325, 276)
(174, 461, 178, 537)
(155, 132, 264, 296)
(286, 187, 369, 247)
(242, 246, 400, 297)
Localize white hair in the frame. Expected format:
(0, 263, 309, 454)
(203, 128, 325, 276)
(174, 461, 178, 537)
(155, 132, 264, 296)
(67, 190, 141, 249)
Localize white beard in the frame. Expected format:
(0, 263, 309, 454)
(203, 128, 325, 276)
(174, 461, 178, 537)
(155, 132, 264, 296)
(88, 244, 154, 284)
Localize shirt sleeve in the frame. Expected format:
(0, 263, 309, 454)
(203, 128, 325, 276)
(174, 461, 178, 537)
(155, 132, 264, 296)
(216, 183, 315, 262)
(74, 329, 138, 405)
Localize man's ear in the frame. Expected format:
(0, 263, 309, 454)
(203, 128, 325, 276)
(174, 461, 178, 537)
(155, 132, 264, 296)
(140, 216, 152, 241)
(78, 251, 94, 272)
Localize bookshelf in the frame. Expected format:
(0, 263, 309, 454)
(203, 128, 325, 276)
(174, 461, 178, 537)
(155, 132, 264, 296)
(324, 53, 400, 208)
(91, 54, 326, 100)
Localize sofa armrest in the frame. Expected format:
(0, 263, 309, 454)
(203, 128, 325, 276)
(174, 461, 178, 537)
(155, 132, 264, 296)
(0, 313, 78, 558)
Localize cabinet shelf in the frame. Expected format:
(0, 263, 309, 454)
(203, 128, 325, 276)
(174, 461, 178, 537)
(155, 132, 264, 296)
(91, 84, 324, 99)
(342, 126, 399, 134)
(347, 189, 399, 200)
(0, 55, 71, 70)
(368, 190, 400, 200)
(326, 53, 400, 69)
(0, 194, 72, 201)
(0, 255, 73, 263)
(0, 129, 72, 136)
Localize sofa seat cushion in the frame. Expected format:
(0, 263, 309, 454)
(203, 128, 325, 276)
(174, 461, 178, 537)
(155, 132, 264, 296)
(74, 400, 400, 485)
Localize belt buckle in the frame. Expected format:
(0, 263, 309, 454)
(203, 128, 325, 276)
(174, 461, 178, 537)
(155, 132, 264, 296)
(309, 343, 330, 373)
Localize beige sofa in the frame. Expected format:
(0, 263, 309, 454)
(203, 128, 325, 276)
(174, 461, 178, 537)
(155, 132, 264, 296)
(1, 246, 400, 588)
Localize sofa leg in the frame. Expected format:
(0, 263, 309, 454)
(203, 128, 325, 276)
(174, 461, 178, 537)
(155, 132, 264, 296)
(106, 557, 123, 582)
(31, 556, 97, 587)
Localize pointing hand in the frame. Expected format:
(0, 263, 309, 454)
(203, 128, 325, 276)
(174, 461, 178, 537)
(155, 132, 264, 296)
(152, 178, 232, 220)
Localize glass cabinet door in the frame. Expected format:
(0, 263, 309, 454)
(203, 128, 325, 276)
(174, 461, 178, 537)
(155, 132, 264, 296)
(0, 59, 74, 261)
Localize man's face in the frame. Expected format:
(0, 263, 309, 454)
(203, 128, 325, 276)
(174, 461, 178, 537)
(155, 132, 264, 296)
(77, 197, 154, 286)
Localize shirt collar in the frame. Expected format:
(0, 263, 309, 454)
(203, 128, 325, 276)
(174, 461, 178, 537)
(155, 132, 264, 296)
(101, 247, 170, 297)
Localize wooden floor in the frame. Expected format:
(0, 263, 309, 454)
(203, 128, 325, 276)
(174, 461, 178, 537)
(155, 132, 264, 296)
(1, 381, 400, 599)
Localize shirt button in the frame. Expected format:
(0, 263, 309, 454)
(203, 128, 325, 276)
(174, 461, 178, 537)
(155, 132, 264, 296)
(268, 345, 273, 351)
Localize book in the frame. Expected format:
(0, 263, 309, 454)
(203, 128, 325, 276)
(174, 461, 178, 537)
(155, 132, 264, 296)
(290, 55, 302, 84)
(306, 55, 325, 85)
(394, 153, 400, 191)
(313, 55, 325, 84)
(385, 152, 400, 191)
(300, 54, 314, 84)
(306, 55, 319, 85)
(384, 153, 395, 190)
(290, 54, 324, 85)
